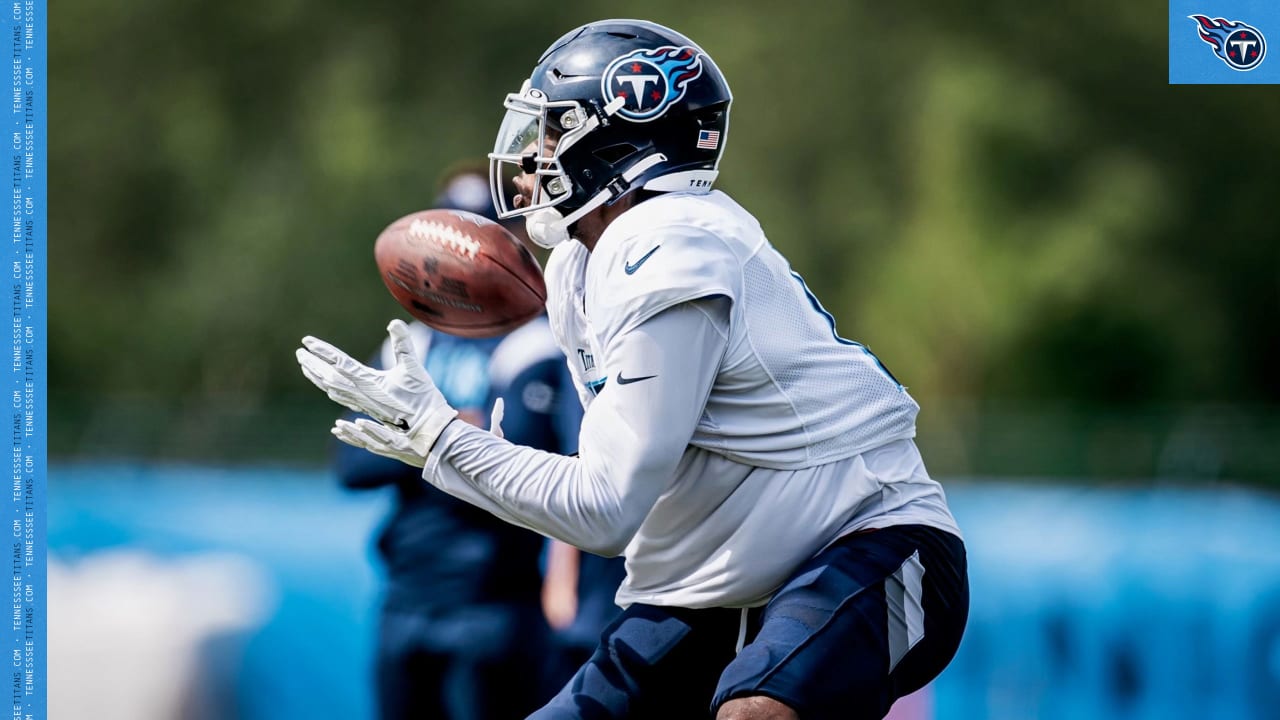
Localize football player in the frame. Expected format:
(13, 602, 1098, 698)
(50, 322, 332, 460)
(299, 19, 969, 720)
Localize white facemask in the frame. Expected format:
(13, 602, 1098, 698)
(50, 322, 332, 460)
(522, 153, 673, 250)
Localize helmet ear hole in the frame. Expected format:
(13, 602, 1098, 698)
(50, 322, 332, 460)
(698, 110, 727, 127)
(593, 143, 639, 165)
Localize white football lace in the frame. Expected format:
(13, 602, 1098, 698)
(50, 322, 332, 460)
(408, 219, 481, 259)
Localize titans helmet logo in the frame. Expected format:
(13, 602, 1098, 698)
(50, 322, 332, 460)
(602, 46, 704, 122)
(1189, 15, 1267, 71)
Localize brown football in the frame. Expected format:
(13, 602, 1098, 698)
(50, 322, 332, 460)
(374, 209, 546, 338)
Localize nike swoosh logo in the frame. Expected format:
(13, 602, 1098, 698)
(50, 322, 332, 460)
(623, 245, 661, 275)
(615, 372, 657, 385)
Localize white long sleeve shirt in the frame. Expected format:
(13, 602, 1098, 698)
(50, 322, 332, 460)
(424, 190, 959, 609)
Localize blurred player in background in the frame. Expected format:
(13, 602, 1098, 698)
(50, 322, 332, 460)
(540, 538, 628, 693)
(482, 292, 627, 695)
(334, 166, 582, 720)
(304, 20, 969, 720)
(477, 182, 629, 699)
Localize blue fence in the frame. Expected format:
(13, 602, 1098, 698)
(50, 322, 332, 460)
(940, 482, 1280, 720)
(49, 464, 387, 720)
(49, 465, 1280, 719)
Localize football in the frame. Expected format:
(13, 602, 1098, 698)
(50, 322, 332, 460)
(373, 209, 546, 338)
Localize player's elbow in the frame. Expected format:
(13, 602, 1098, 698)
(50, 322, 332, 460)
(583, 535, 632, 558)
(583, 530, 632, 558)
(572, 509, 639, 557)
(572, 450, 673, 556)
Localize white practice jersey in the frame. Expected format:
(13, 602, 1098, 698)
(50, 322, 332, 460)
(423, 190, 959, 609)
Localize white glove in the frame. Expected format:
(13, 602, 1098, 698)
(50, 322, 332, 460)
(332, 417, 429, 468)
(329, 396, 507, 468)
(296, 319, 457, 455)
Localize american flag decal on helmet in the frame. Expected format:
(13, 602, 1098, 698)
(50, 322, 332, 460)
(696, 129, 720, 150)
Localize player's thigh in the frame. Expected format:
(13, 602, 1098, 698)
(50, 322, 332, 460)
(531, 602, 742, 719)
(714, 525, 968, 720)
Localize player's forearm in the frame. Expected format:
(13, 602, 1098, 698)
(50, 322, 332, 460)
(425, 421, 664, 554)
(424, 299, 729, 555)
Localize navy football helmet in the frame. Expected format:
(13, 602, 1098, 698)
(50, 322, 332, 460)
(489, 19, 733, 248)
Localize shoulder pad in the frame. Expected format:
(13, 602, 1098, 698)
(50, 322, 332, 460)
(586, 225, 738, 340)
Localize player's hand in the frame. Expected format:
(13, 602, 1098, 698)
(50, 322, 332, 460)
(331, 417, 428, 468)
(296, 319, 458, 455)
(329, 398, 505, 468)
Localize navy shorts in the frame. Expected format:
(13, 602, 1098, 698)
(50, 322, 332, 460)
(530, 524, 968, 720)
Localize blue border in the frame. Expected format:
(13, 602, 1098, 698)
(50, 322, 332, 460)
(6, 1, 44, 718)
(1171, 0, 1280, 83)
